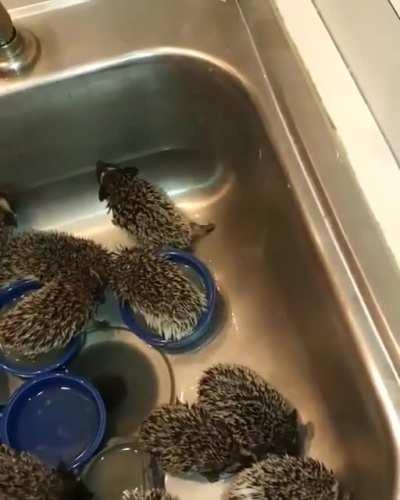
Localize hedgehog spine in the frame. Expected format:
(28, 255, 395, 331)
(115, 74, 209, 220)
(0, 277, 101, 357)
(110, 247, 207, 340)
(97, 161, 215, 250)
(227, 455, 344, 500)
(0, 443, 92, 500)
(198, 364, 302, 458)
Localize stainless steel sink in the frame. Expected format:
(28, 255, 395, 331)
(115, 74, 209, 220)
(1, 1, 400, 499)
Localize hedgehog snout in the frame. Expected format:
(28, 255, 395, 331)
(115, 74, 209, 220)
(269, 409, 302, 456)
(96, 161, 117, 202)
(98, 184, 108, 202)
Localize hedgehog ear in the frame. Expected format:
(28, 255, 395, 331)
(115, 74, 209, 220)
(122, 165, 139, 177)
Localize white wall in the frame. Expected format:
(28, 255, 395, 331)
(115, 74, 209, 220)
(274, 0, 400, 268)
(313, 0, 400, 164)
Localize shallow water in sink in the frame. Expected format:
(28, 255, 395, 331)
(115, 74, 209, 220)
(0, 55, 395, 499)
(70, 325, 174, 441)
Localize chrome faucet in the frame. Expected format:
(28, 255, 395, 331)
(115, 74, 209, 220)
(0, 1, 40, 76)
(0, 1, 14, 46)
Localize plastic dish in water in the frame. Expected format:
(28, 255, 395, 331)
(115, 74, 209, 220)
(0, 280, 84, 377)
(120, 249, 217, 354)
(0, 372, 106, 471)
(82, 438, 164, 500)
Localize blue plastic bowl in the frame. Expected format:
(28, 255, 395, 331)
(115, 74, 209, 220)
(0, 372, 106, 471)
(120, 249, 217, 354)
(0, 280, 84, 378)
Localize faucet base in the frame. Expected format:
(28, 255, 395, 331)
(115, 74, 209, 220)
(0, 28, 40, 77)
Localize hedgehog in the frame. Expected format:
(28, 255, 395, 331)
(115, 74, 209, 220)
(0, 230, 110, 287)
(122, 490, 178, 500)
(109, 246, 207, 340)
(198, 364, 303, 459)
(139, 402, 246, 481)
(0, 196, 17, 256)
(0, 276, 103, 357)
(227, 455, 349, 500)
(96, 161, 215, 250)
(0, 443, 92, 500)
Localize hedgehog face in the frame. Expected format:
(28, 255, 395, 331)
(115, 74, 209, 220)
(98, 170, 117, 202)
(0, 197, 17, 228)
(97, 161, 139, 201)
(269, 409, 302, 456)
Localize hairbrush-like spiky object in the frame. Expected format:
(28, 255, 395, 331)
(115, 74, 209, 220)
(110, 247, 207, 340)
(97, 161, 215, 250)
(0, 277, 102, 357)
(122, 489, 178, 500)
(198, 364, 302, 459)
(139, 402, 243, 480)
(0, 196, 17, 256)
(0, 230, 110, 287)
(0, 444, 92, 500)
(227, 455, 348, 500)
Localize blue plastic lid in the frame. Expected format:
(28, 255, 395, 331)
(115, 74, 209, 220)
(0, 280, 84, 377)
(0, 372, 106, 471)
(120, 249, 217, 354)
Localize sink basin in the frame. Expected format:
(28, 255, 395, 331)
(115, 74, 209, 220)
(0, 1, 398, 498)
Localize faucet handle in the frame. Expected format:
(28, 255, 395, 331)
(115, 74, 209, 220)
(0, 2, 40, 77)
(0, 2, 14, 46)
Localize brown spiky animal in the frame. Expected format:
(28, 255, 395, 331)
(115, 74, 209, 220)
(97, 161, 215, 250)
(139, 364, 306, 481)
(139, 402, 244, 481)
(0, 230, 110, 287)
(0, 277, 103, 357)
(227, 455, 348, 500)
(0, 196, 17, 256)
(110, 247, 207, 340)
(198, 364, 302, 458)
(0, 444, 92, 500)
